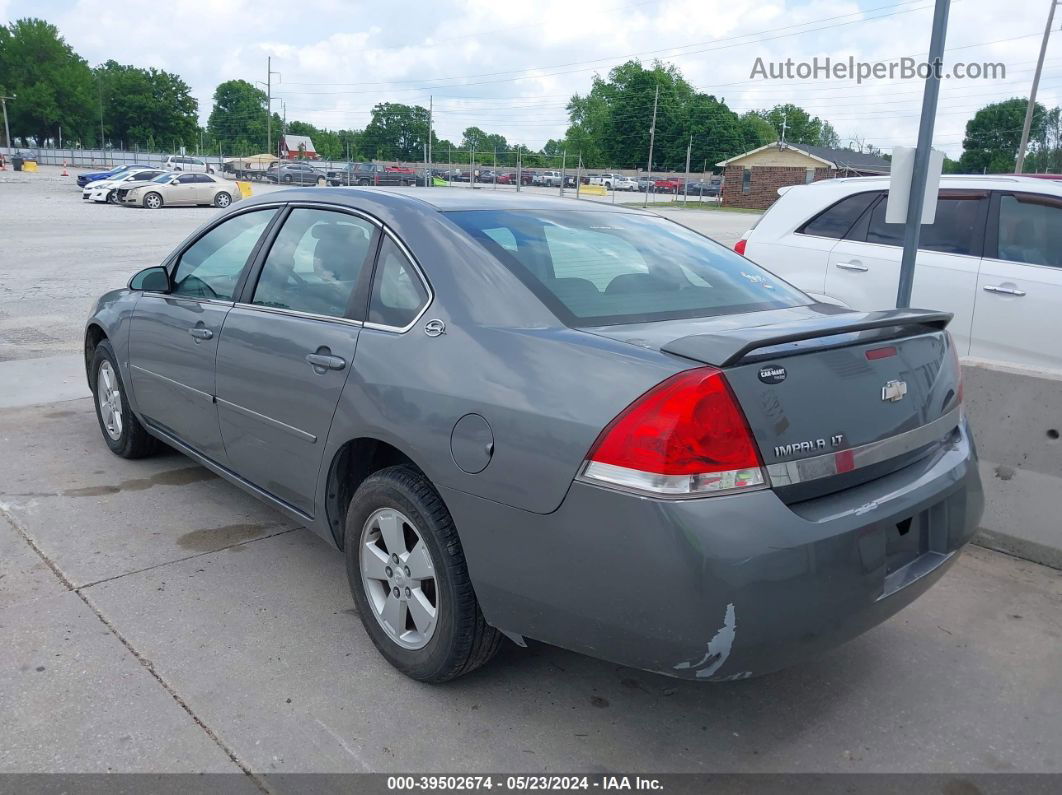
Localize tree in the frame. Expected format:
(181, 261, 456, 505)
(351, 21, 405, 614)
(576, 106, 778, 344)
(0, 18, 96, 145)
(756, 104, 837, 147)
(360, 103, 434, 161)
(958, 97, 1046, 174)
(207, 79, 269, 155)
(95, 60, 198, 150)
(461, 126, 507, 155)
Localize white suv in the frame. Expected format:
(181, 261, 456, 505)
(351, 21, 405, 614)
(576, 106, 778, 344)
(737, 175, 1062, 372)
(162, 155, 213, 174)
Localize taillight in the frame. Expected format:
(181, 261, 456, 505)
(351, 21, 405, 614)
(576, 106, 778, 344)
(734, 238, 748, 255)
(582, 367, 766, 497)
(946, 330, 963, 406)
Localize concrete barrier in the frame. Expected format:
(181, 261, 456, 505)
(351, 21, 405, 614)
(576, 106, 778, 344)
(963, 359, 1062, 569)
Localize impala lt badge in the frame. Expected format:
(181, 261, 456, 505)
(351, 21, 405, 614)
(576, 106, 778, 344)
(881, 379, 908, 402)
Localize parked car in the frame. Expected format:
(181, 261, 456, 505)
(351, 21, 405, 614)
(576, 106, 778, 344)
(653, 177, 682, 193)
(327, 163, 417, 187)
(82, 168, 168, 203)
(266, 162, 325, 185)
(76, 163, 144, 188)
(163, 155, 213, 174)
(118, 172, 241, 209)
(535, 171, 564, 187)
(737, 175, 1062, 372)
(590, 173, 636, 191)
(85, 188, 980, 684)
(683, 178, 721, 197)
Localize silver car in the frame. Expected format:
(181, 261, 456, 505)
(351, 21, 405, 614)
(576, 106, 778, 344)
(85, 188, 982, 683)
(119, 172, 241, 209)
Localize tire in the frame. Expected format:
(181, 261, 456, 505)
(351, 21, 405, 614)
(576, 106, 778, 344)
(106, 190, 117, 204)
(345, 466, 503, 683)
(283, 174, 293, 184)
(317, 176, 327, 186)
(90, 340, 158, 459)
(213, 191, 232, 208)
(143, 191, 163, 209)
(357, 178, 370, 186)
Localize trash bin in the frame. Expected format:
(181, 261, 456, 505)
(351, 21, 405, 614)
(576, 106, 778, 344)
(12, 155, 24, 171)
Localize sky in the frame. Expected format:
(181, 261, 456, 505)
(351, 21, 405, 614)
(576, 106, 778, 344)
(3, 0, 1058, 158)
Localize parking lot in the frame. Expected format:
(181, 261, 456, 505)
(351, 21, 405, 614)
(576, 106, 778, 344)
(1, 166, 1061, 779)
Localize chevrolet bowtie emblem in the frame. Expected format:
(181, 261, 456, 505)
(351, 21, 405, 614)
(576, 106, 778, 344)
(881, 380, 908, 402)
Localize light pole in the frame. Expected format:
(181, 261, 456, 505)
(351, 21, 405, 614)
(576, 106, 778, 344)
(1, 94, 14, 151)
(1016, 0, 1059, 173)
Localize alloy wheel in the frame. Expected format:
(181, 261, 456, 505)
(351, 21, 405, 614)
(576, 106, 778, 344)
(359, 507, 438, 650)
(96, 361, 123, 441)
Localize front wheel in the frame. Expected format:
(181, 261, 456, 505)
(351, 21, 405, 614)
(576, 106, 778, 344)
(213, 191, 232, 208)
(143, 191, 163, 209)
(91, 340, 158, 459)
(345, 466, 503, 683)
(106, 190, 117, 204)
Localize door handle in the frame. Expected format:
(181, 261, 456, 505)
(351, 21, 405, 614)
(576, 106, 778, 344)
(836, 261, 869, 272)
(188, 327, 213, 341)
(306, 353, 346, 371)
(982, 285, 1026, 297)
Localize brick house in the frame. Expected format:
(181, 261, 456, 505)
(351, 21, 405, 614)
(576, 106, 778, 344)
(717, 143, 890, 210)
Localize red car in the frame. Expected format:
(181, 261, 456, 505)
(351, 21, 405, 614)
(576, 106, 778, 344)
(653, 178, 681, 193)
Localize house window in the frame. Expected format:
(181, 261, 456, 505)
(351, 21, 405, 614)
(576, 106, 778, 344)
(742, 167, 751, 194)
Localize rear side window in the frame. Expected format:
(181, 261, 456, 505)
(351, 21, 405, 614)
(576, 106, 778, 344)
(996, 193, 1062, 268)
(866, 192, 988, 255)
(447, 209, 808, 326)
(798, 191, 878, 239)
(368, 238, 430, 329)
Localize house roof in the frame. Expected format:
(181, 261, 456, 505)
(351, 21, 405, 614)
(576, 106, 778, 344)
(717, 142, 890, 173)
(281, 134, 316, 152)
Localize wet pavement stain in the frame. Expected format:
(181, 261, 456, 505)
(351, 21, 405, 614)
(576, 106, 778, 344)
(176, 523, 276, 551)
(8, 467, 219, 498)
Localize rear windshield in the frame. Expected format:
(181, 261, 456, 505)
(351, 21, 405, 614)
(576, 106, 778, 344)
(446, 209, 808, 325)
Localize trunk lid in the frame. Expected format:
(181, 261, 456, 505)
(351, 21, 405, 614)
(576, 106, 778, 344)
(583, 305, 962, 501)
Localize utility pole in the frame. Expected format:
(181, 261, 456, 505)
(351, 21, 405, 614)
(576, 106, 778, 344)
(560, 149, 567, 196)
(643, 83, 659, 208)
(683, 134, 692, 206)
(897, 0, 950, 308)
(266, 57, 281, 157)
(0, 95, 12, 151)
(98, 75, 105, 153)
(1016, 0, 1059, 173)
(427, 96, 433, 184)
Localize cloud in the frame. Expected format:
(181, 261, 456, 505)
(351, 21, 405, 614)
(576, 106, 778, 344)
(7, 0, 1057, 156)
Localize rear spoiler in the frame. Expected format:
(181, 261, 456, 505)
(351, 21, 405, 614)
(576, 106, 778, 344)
(662, 307, 952, 367)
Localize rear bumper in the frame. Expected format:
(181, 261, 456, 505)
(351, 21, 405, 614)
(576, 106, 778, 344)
(443, 419, 983, 680)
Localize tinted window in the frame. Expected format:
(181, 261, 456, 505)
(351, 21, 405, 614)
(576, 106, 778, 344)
(172, 209, 277, 300)
(194, 174, 214, 183)
(799, 191, 879, 239)
(447, 210, 808, 326)
(867, 192, 987, 255)
(253, 208, 376, 318)
(996, 193, 1062, 268)
(368, 238, 429, 328)
(177, 174, 197, 184)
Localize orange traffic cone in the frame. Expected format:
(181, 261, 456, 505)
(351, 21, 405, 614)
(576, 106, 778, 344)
(61, 161, 69, 176)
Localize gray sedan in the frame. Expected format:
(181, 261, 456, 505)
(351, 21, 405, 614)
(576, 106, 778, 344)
(84, 188, 982, 683)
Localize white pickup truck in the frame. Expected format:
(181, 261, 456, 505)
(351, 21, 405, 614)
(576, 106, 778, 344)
(589, 173, 636, 191)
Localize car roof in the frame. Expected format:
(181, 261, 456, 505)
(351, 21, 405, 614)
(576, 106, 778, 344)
(791, 174, 1062, 196)
(239, 186, 657, 214)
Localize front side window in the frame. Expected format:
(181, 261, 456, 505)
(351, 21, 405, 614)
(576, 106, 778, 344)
(252, 208, 376, 318)
(448, 209, 808, 326)
(798, 191, 879, 239)
(866, 191, 987, 255)
(171, 209, 277, 300)
(368, 238, 429, 329)
(996, 193, 1062, 268)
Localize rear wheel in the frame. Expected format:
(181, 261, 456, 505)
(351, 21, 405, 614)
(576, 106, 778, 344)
(213, 191, 232, 208)
(345, 466, 502, 682)
(143, 192, 162, 209)
(317, 176, 327, 186)
(91, 340, 158, 459)
(357, 178, 370, 186)
(283, 174, 293, 184)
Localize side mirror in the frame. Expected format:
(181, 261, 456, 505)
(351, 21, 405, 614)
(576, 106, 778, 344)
(170, 178, 180, 185)
(129, 266, 169, 293)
